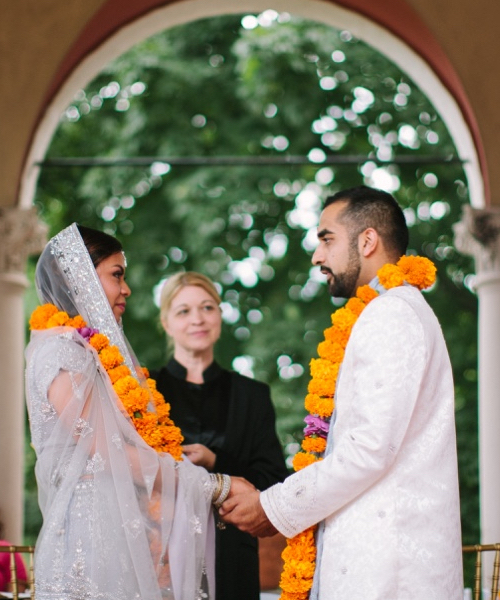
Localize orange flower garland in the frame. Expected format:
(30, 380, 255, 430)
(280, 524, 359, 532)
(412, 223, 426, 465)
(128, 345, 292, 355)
(29, 304, 184, 461)
(279, 255, 436, 600)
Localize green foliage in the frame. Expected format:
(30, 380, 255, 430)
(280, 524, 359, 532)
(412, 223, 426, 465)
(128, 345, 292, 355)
(31, 12, 478, 547)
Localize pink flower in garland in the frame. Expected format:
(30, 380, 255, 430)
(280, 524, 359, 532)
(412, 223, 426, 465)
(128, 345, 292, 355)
(77, 326, 100, 342)
(303, 414, 330, 438)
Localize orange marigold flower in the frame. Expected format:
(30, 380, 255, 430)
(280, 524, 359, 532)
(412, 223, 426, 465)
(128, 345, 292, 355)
(142, 367, 150, 379)
(397, 255, 436, 290)
(155, 403, 171, 419)
(280, 569, 315, 595)
(331, 307, 358, 331)
(47, 311, 70, 328)
(301, 436, 327, 454)
(67, 315, 86, 328)
(99, 345, 124, 370)
(89, 333, 110, 352)
(307, 376, 335, 397)
(29, 304, 59, 330)
(324, 325, 350, 347)
(279, 591, 308, 600)
(345, 296, 365, 316)
(107, 365, 131, 384)
(377, 263, 405, 289)
(304, 394, 334, 418)
(356, 284, 378, 304)
(151, 389, 165, 407)
(113, 375, 139, 396)
(292, 452, 321, 472)
(317, 340, 344, 363)
(125, 386, 150, 408)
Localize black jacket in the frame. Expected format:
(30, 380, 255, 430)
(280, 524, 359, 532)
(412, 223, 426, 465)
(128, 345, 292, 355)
(151, 360, 289, 600)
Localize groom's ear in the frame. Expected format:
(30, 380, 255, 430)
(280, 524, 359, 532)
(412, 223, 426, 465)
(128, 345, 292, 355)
(358, 227, 379, 258)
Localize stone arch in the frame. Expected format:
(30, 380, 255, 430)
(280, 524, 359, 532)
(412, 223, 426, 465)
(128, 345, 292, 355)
(19, 0, 485, 211)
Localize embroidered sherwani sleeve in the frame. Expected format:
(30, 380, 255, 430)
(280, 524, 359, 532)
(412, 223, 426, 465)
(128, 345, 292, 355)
(260, 293, 427, 538)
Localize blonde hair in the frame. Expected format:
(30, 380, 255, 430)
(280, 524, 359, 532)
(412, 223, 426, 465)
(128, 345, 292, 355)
(159, 271, 222, 325)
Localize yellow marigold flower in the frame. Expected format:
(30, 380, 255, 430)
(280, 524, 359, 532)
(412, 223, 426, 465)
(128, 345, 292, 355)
(301, 436, 327, 454)
(292, 452, 321, 472)
(67, 315, 86, 328)
(317, 339, 344, 363)
(107, 365, 131, 384)
(377, 263, 405, 289)
(29, 304, 59, 330)
(99, 345, 124, 370)
(356, 284, 378, 304)
(89, 333, 110, 352)
(307, 376, 335, 397)
(47, 311, 70, 328)
(397, 255, 436, 290)
(309, 358, 338, 381)
(304, 394, 334, 418)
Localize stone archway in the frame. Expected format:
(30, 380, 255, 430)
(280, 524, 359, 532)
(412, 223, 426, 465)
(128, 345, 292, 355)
(20, 0, 484, 210)
(6, 0, 496, 553)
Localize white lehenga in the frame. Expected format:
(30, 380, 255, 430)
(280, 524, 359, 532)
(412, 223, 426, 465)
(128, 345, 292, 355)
(26, 224, 215, 600)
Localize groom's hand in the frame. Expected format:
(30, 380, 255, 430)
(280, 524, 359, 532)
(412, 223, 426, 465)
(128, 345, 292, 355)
(219, 476, 278, 537)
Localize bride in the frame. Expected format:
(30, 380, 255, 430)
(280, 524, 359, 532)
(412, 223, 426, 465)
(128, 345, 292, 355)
(25, 223, 226, 600)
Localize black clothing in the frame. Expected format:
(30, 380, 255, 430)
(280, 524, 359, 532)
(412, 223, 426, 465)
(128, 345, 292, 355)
(151, 359, 289, 600)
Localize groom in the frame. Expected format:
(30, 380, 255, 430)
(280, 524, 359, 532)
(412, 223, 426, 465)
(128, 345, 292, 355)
(221, 186, 463, 599)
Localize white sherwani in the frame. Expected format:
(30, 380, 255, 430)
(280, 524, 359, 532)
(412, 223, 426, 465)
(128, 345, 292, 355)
(261, 285, 463, 599)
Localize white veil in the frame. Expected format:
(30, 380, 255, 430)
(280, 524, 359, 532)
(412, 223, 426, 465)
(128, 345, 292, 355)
(26, 223, 215, 600)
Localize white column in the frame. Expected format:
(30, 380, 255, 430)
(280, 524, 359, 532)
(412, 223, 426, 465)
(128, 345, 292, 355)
(0, 208, 46, 543)
(454, 205, 500, 545)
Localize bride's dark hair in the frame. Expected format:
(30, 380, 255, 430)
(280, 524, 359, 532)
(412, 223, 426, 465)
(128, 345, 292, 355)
(76, 225, 123, 268)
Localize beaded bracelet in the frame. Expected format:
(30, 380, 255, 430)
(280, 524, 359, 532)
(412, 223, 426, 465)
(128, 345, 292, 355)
(209, 473, 231, 508)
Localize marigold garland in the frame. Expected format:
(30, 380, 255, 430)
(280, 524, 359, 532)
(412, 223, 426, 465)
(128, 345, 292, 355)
(29, 304, 184, 460)
(279, 255, 436, 600)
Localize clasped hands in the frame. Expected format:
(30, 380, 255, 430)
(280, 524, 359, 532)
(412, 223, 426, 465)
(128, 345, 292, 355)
(182, 443, 277, 537)
(218, 476, 278, 538)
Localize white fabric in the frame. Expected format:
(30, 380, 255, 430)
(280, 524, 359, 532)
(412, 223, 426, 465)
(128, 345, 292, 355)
(26, 224, 215, 600)
(261, 285, 463, 599)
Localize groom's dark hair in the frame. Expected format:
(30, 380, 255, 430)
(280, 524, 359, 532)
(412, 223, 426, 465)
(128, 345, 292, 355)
(324, 185, 409, 259)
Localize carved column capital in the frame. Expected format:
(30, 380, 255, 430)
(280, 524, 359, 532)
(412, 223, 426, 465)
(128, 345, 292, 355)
(0, 206, 47, 275)
(453, 205, 500, 278)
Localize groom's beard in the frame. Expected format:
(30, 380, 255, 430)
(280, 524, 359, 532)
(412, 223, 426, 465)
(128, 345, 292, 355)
(326, 245, 361, 299)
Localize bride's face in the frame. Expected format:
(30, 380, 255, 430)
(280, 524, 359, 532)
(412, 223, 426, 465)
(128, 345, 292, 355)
(96, 252, 131, 321)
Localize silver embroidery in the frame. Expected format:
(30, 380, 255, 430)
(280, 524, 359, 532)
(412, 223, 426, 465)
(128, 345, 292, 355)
(190, 515, 203, 535)
(74, 418, 93, 438)
(85, 453, 105, 474)
(122, 519, 142, 540)
(111, 432, 122, 450)
(49, 224, 137, 376)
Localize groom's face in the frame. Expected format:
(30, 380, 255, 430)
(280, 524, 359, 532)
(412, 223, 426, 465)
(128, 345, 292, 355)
(312, 201, 361, 299)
